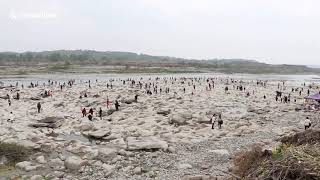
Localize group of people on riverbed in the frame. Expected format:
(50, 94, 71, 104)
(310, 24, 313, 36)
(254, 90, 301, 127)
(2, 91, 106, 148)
(1, 76, 319, 131)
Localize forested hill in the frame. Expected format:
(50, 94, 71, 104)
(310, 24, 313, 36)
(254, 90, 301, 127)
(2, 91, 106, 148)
(0, 50, 319, 74)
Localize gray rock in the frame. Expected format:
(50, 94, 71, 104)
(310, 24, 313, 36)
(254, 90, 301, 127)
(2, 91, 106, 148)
(156, 108, 171, 116)
(169, 114, 187, 125)
(30, 175, 43, 180)
(127, 136, 168, 151)
(38, 116, 63, 123)
(15, 161, 39, 172)
(36, 156, 47, 164)
(88, 129, 111, 139)
(178, 163, 193, 169)
(64, 156, 86, 171)
(98, 148, 117, 163)
(107, 109, 116, 115)
(133, 166, 142, 175)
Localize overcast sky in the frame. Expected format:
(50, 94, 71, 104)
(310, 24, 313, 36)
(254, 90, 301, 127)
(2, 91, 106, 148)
(0, 0, 320, 65)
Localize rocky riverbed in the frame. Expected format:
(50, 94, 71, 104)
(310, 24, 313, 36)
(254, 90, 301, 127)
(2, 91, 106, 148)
(0, 74, 319, 179)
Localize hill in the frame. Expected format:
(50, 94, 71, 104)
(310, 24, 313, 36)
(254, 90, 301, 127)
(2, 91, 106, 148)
(0, 50, 319, 74)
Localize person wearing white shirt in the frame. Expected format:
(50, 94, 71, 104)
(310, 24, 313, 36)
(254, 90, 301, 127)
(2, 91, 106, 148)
(304, 117, 311, 130)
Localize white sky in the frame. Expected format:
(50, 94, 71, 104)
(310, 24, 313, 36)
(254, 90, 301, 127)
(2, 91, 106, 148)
(0, 0, 320, 65)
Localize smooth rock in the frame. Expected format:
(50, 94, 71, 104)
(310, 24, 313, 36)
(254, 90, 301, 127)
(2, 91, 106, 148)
(64, 156, 86, 171)
(127, 136, 168, 151)
(169, 114, 187, 125)
(98, 148, 117, 163)
(88, 129, 111, 139)
(36, 156, 47, 164)
(133, 166, 142, 175)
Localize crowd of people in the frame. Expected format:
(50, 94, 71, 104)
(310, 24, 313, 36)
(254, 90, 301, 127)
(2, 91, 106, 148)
(1, 76, 319, 130)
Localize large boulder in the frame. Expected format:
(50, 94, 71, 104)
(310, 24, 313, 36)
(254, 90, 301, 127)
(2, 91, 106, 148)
(98, 148, 117, 163)
(88, 129, 111, 139)
(124, 99, 135, 104)
(30, 97, 41, 100)
(38, 117, 63, 123)
(16, 161, 40, 172)
(157, 108, 171, 116)
(169, 114, 187, 125)
(64, 156, 86, 171)
(127, 136, 168, 151)
(29, 116, 64, 128)
(107, 109, 116, 116)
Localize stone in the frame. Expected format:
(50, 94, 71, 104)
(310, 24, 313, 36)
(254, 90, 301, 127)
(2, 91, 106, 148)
(167, 146, 176, 153)
(127, 136, 168, 151)
(36, 156, 47, 164)
(157, 108, 171, 116)
(133, 166, 142, 175)
(209, 149, 230, 156)
(88, 129, 111, 139)
(64, 156, 86, 171)
(38, 117, 63, 123)
(169, 114, 187, 125)
(102, 164, 115, 173)
(15, 161, 39, 172)
(83, 147, 99, 160)
(49, 158, 64, 167)
(178, 163, 193, 169)
(98, 148, 117, 163)
(107, 109, 116, 115)
(29, 121, 63, 128)
(124, 99, 135, 104)
(30, 175, 43, 180)
(18, 140, 40, 150)
(79, 123, 94, 131)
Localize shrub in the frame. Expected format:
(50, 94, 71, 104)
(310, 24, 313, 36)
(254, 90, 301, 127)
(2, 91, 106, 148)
(0, 142, 32, 165)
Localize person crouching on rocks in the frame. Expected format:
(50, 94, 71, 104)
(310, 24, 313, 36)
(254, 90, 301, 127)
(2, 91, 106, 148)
(7, 112, 14, 123)
(88, 114, 93, 121)
(304, 117, 311, 130)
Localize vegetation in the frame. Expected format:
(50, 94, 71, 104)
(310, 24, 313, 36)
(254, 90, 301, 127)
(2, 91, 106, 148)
(0, 50, 319, 74)
(0, 142, 32, 166)
(231, 130, 320, 180)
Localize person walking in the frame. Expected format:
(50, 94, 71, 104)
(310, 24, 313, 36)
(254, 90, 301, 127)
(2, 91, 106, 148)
(37, 102, 41, 113)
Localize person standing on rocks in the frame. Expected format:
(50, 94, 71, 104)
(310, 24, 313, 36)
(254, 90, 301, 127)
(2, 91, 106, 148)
(16, 92, 20, 100)
(134, 94, 138, 102)
(225, 86, 229, 93)
(210, 114, 216, 129)
(99, 107, 103, 120)
(304, 117, 311, 130)
(82, 108, 87, 117)
(8, 99, 11, 106)
(88, 114, 93, 121)
(37, 102, 41, 113)
(115, 100, 120, 111)
(217, 114, 223, 129)
(89, 108, 94, 115)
